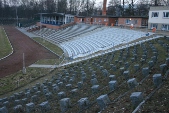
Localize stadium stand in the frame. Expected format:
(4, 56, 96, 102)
(0, 35, 169, 113)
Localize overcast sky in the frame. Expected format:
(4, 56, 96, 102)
(96, 0, 111, 6)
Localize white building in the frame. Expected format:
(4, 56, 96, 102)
(148, 6, 169, 31)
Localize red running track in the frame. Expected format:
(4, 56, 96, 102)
(0, 26, 57, 78)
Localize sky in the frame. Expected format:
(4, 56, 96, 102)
(96, 0, 111, 6)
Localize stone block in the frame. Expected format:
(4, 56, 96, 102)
(81, 76, 86, 82)
(91, 85, 99, 94)
(25, 92, 31, 98)
(65, 84, 72, 90)
(13, 105, 24, 113)
(120, 67, 124, 75)
(127, 78, 138, 89)
(160, 64, 167, 75)
(3, 101, 9, 107)
(36, 83, 40, 89)
(90, 78, 98, 85)
(142, 55, 147, 59)
(78, 97, 89, 110)
(102, 69, 109, 77)
(125, 62, 129, 69)
(39, 101, 51, 113)
(97, 94, 110, 110)
(130, 92, 143, 107)
(14, 99, 21, 105)
(0, 106, 8, 113)
(77, 81, 83, 89)
(9, 95, 15, 102)
(26, 102, 35, 113)
(21, 98, 28, 105)
(35, 91, 41, 96)
(113, 65, 117, 71)
(43, 88, 49, 94)
(45, 92, 53, 100)
(14, 93, 20, 99)
(148, 61, 154, 68)
(58, 91, 66, 100)
(151, 56, 157, 63)
(109, 75, 115, 81)
(123, 71, 129, 80)
(153, 74, 162, 87)
(60, 98, 71, 112)
(91, 74, 96, 79)
(71, 89, 78, 96)
(134, 64, 139, 72)
(142, 67, 149, 77)
(53, 86, 59, 93)
(31, 95, 38, 103)
(109, 80, 117, 91)
(166, 58, 169, 66)
(58, 82, 63, 87)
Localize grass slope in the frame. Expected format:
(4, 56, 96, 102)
(0, 36, 169, 113)
(0, 26, 12, 59)
(32, 37, 64, 65)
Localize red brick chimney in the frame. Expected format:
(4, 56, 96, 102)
(102, 0, 107, 16)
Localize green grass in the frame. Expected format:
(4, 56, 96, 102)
(32, 37, 63, 56)
(0, 67, 53, 97)
(1, 35, 169, 112)
(0, 26, 13, 59)
(35, 59, 60, 65)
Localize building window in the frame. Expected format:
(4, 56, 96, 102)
(151, 12, 159, 17)
(151, 23, 158, 29)
(125, 19, 131, 24)
(94, 18, 97, 22)
(104, 18, 107, 21)
(162, 24, 169, 31)
(134, 20, 137, 24)
(99, 19, 101, 22)
(163, 12, 169, 18)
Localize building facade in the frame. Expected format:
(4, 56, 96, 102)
(148, 6, 169, 31)
(118, 16, 148, 28)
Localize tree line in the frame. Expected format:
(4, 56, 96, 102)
(0, 0, 166, 19)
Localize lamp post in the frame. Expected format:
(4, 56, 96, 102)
(16, 6, 18, 27)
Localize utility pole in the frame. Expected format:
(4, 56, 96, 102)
(123, 0, 125, 16)
(87, 0, 89, 16)
(22, 53, 26, 74)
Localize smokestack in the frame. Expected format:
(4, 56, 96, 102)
(102, 0, 107, 16)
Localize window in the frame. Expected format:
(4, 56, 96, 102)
(163, 12, 169, 18)
(134, 20, 137, 24)
(125, 19, 131, 24)
(151, 24, 158, 29)
(162, 24, 169, 31)
(94, 18, 97, 22)
(104, 18, 107, 22)
(99, 18, 101, 22)
(151, 12, 159, 17)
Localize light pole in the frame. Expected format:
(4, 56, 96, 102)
(22, 53, 26, 74)
(16, 7, 18, 27)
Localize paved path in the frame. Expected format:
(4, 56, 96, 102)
(29, 64, 57, 68)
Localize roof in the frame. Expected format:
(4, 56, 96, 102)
(37, 13, 74, 17)
(118, 16, 148, 18)
(150, 6, 169, 11)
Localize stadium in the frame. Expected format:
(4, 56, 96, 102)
(0, 0, 169, 113)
